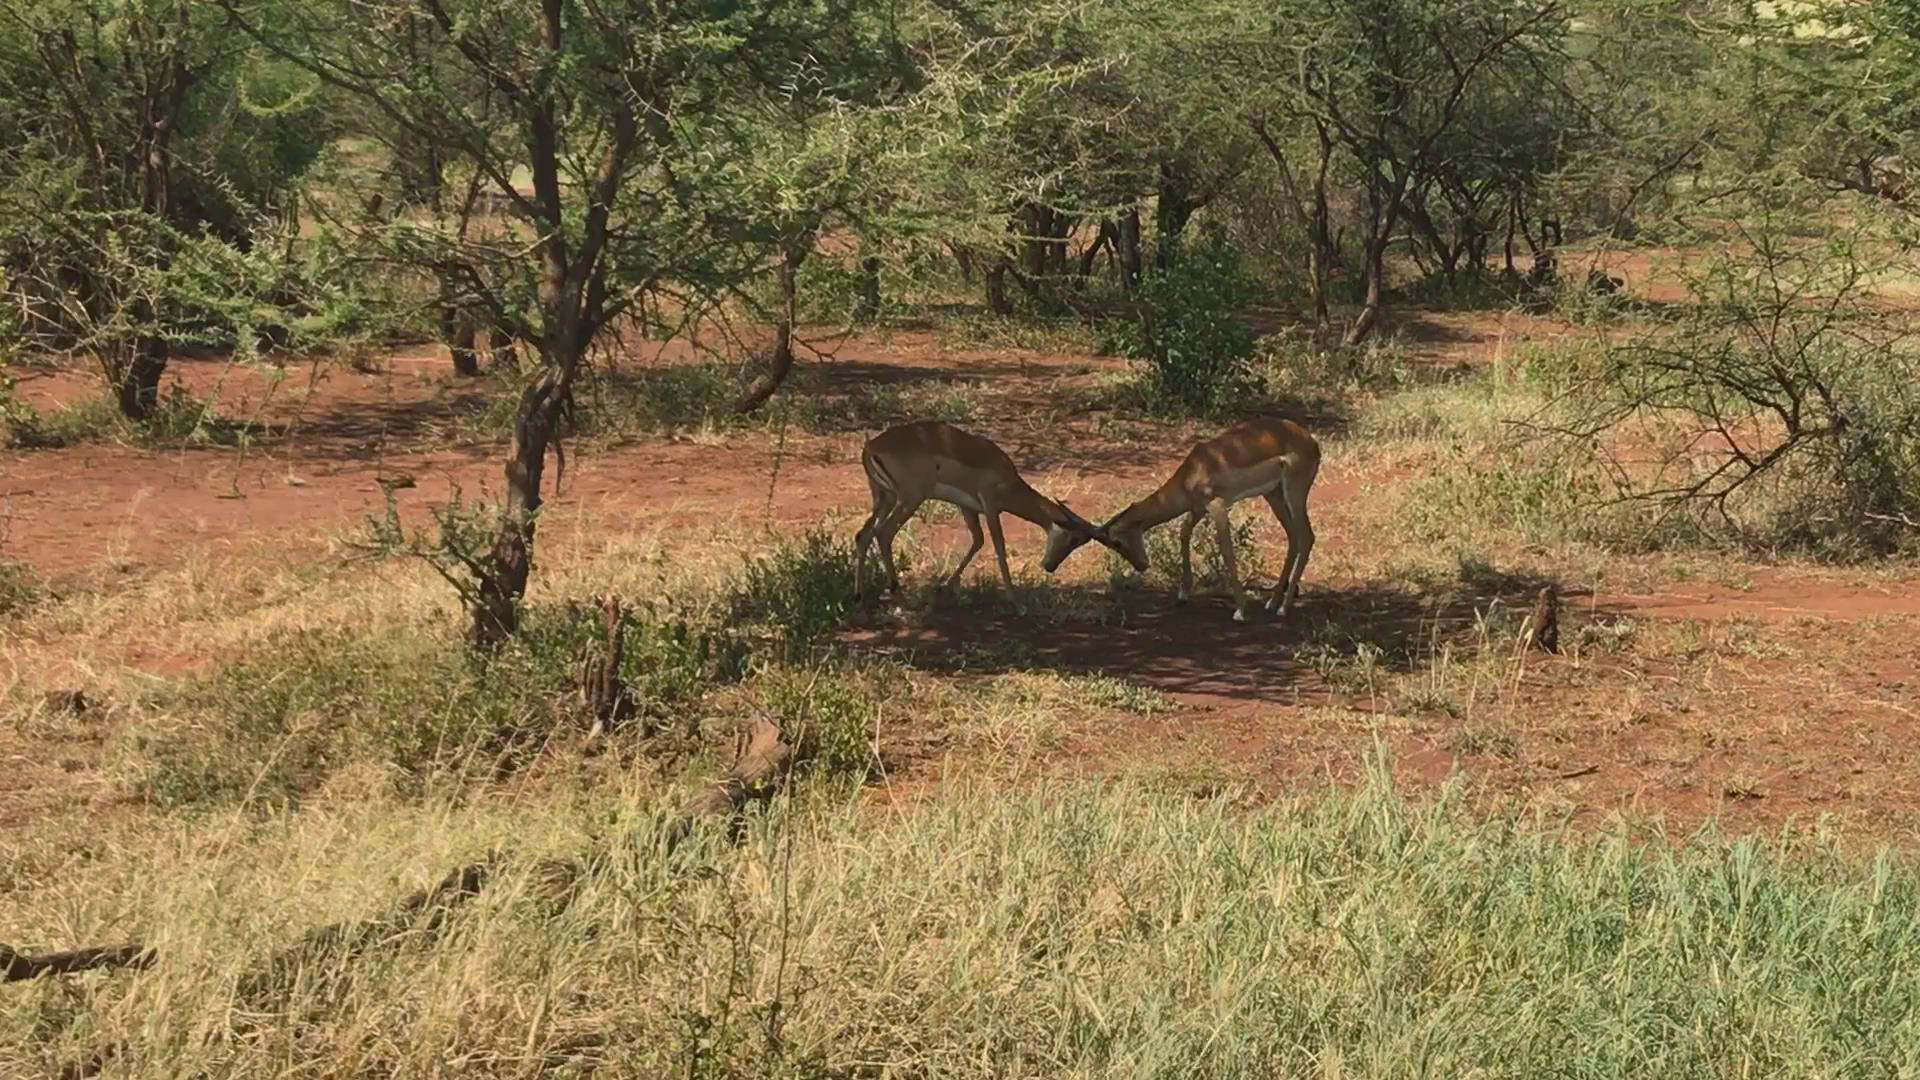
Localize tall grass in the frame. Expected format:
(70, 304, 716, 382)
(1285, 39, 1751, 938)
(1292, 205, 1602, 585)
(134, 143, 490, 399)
(4, 765, 1917, 1077)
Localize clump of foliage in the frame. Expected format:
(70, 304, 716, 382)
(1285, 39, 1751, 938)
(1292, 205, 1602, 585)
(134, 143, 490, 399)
(1104, 225, 1263, 415)
(727, 530, 861, 661)
(0, 558, 40, 617)
(755, 664, 890, 781)
(124, 599, 746, 808)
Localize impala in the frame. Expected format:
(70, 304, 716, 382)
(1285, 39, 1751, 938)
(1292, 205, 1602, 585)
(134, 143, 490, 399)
(853, 420, 1110, 600)
(1055, 418, 1321, 622)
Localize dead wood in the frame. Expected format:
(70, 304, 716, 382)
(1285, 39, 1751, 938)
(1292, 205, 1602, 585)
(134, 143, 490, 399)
(235, 857, 497, 1003)
(1, 942, 154, 983)
(578, 593, 634, 737)
(1526, 585, 1560, 654)
(670, 717, 796, 844)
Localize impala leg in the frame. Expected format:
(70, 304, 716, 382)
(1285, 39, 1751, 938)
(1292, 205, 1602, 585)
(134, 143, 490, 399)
(872, 499, 917, 596)
(1277, 480, 1314, 616)
(1262, 491, 1296, 614)
(854, 500, 892, 603)
(1175, 511, 1199, 604)
(1209, 498, 1251, 622)
(984, 510, 1015, 591)
(942, 508, 986, 589)
(854, 511, 878, 602)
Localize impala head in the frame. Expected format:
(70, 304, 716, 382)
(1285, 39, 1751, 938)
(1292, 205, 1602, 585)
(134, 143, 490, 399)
(1098, 507, 1151, 574)
(1038, 504, 1143, 574)
(1039, 504, 1112, 574)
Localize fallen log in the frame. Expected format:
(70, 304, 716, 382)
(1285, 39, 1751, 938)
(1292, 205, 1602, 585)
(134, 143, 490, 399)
(1, 942, 154, 983)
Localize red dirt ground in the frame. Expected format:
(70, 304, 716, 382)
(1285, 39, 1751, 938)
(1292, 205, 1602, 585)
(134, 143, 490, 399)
(5, 305, 1919, 838)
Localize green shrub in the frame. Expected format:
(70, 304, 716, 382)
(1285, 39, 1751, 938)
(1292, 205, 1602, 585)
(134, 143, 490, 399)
(756, 664, 887, 780)
(1102, 224, 1263, 416)
(727, 530, 860, 660)
(124, 600, 745, 808)
(1258, 331, 1414, 398)
(1559, 222, 1920, 557)
(1108, 515, 1270, 591)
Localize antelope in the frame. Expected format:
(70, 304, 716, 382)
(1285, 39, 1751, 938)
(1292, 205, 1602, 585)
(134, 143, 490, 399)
(1053, 418, 1321, 622)
(853, 420, 1111, 600)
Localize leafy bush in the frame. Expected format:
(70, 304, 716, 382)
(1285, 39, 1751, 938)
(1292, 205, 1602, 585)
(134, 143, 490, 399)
(1102, 224, 1263, 416)
(1107, 514, 1270, 591)
(727, 530, 860, 660)
(1258, 330, 1414, 399)
(1392, 268, 1526, 310)
(756, 664, 887, 780)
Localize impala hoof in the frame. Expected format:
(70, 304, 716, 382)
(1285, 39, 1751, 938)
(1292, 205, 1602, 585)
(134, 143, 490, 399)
(1232, 608, 1249, 623)
(1175, 590, 1190, 605)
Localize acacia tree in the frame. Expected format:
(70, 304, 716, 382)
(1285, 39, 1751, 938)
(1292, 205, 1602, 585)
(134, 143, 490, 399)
(0, 0, 328, 418)
(222, 0, 877, 646)
(1207, 0, 1566, 343)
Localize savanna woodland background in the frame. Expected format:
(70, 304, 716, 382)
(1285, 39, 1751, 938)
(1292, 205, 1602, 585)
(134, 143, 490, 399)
(4, 0, 1920, 1074)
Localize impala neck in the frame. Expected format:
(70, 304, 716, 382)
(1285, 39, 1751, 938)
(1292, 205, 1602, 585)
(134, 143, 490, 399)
(997, 482, 1065, 529)
(1116, 481, 1189, 532)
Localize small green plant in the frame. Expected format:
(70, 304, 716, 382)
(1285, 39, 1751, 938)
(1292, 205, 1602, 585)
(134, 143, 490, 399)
(0, 559, 43, 617)
(1301, 639, 1386, 695)
(1393, 268, 1527, 311)
(1258, 332, 1413, 398)
(727, 530, 859, 660)
(789, 380, 979, 432)
(757, 665, 883, 780)
(1071, 674, 1176, 716)
(124, 597, 748, 808)
(3, 392, 120, 449)
(1127, 516, 1269, 590)
(2, 382, 249, 450)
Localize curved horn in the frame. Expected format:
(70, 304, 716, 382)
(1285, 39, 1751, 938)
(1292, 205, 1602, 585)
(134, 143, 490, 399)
(1057, 502, 1098, 534)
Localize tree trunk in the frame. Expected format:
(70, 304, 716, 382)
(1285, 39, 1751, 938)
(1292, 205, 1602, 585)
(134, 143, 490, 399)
(1077, 226, 1110, 282)
(1253, 117, 1334, 328)
(116, 338, 168, 419)
(735, 247, 802, 413)
(1021, 203, 1050, 278)
(116, 11, 190, 423)
(1345, 165, 1408, 347)
(951, 243, 975, 284)
(1047, 212, 1071, 278)
(1115, 208, 1143, 291)
(442, 306, 481, 376)
(1154, 162, 1199, 270)
(1346, 238, 1387, 346)
(855, 254, 881, 322)
(471, 360, 570, 648)
(1403, 192, 1453, 276)
(1503, 196, 1518, 274)
(984, 259, 1012, 315)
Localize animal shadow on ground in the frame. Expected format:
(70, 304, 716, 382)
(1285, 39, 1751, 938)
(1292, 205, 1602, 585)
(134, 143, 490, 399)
(840, 562, 1574, 706)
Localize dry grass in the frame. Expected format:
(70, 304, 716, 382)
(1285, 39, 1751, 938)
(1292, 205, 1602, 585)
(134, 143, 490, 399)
(8, 766, 1920, 1077)
(7, 319, 1920, 1075)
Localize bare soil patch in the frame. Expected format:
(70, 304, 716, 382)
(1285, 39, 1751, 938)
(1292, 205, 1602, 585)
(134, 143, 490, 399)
(5, 300, 1919, 840)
